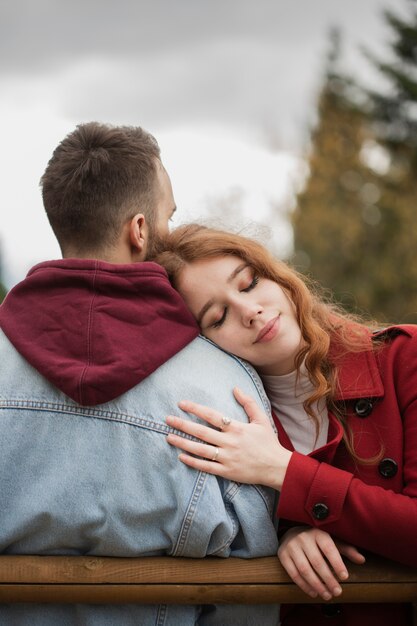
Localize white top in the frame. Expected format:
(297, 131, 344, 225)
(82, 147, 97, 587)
(261, 364, 329, 455)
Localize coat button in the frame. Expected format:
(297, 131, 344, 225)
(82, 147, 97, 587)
(379, 458, 398, 478)
(312, 503, 329, 520)
(354, 398, 373, 417)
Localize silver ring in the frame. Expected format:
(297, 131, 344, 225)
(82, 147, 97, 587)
(211, 447, 220, 462)
(220, 416, 232, 430)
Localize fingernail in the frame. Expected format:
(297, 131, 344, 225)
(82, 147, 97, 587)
(309, 591, 318, 598)
(323, 592, 331, 601)
(166, 416, 174, 424)
(339, 571, 348, 581)
(333, 586, 342, 596)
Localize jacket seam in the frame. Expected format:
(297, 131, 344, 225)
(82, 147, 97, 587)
(210, 499, 238, 556)
(0, 401, 192, 434)
(156, 603, 167, 626)
(172, 471, 208, 556)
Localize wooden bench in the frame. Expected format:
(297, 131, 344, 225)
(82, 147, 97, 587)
(0, 554, 416, 605)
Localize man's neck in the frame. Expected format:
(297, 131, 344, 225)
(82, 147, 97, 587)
(63, 246, 144, 265)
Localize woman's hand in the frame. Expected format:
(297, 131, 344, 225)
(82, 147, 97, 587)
(166, 387, 292, 490)
(278, 526, 366, 601)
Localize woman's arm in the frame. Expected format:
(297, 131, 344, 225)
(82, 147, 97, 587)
(168, 396, 417, 567)
(167, 391, 368, 600)
(277, 449, 417, 567)
(277, 332, 417, 568)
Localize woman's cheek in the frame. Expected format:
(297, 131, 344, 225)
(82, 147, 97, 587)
(225, 336, 244, 356)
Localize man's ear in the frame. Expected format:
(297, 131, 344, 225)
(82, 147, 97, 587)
(129, 213, 148, 258)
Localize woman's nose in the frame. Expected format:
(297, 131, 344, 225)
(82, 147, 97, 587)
(241, 303, 262, 327)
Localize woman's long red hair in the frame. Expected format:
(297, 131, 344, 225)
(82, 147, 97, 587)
(155, 224, 378, 461)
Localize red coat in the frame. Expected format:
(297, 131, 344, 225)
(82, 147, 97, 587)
(275, 325, 417, 626)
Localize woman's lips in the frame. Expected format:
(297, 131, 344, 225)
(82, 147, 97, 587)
(254, 315, 280, 343)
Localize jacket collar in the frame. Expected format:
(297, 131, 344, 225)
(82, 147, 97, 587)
(274, 326, 412, 462)
(330, 325, 411, 401)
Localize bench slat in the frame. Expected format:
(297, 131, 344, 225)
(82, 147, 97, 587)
(0, 555, 416, 604)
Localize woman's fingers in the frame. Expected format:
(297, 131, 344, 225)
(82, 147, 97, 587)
(166, 431, 220, 460)
(166, 429, 229, 478)
(316, 533, 349, 582)
(173, 389, 273, 436)
(176, 451, 228, 477)
(335, 541, 366, 565)
(277, 551, 319, 598)
(177, 399, 230, 431)
(306, 543, 344, 598)
(278, 527, 349, 601)
(279, 545, 342, 601)
(166, 413, 222, 446)
(280, 553, 336, 601)
(166, 393, 289, 488)
(233, 387, 272, 425)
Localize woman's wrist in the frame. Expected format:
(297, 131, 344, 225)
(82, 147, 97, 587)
(267, 449, 293, 491)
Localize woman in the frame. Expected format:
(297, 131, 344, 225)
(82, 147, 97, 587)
(155, 224, 417, 626)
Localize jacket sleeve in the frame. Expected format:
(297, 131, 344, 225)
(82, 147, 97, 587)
(277, 331, 417, 567)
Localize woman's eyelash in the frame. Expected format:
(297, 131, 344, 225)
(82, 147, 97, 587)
(241, 275, 259, 293)
(210, 274, 259, 329)
(212, 308, 227, 328)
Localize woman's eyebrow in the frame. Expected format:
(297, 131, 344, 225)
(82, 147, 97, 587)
(197, 264, 249, 325)
(227, 263, 248, 282)
(198, 299, 214, 325)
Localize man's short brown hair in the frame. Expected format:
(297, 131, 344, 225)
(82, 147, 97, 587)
(40, 122, 161, 255)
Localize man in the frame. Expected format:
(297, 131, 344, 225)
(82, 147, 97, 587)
(0, 122, 279, 625)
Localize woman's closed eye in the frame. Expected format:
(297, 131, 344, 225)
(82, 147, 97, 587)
(209, 275, 259, 330)
(241, 275, 259, 293)
(211, 307, 228, 329)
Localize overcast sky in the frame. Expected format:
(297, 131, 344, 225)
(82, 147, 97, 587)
(1, 0, 401, 287)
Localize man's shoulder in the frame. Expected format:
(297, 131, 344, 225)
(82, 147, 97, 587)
(168, 335, 254, 371)
(131, 335, 271, 421)
(156, 334, 261, 388)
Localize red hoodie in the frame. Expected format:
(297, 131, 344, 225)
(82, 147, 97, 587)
(0, 259, 199, 406)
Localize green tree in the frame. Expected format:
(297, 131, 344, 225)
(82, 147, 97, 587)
(292, 19, 417, 323)
(366, 1, 417, 158)
(363, 1, 417, 320)
(292, 34, 385, 317)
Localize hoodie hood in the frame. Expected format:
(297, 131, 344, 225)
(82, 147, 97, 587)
(0, 259, 199, 406)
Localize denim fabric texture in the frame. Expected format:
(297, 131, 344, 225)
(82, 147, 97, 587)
(0, 331, 280, 625)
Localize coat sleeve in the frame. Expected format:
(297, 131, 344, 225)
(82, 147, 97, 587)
(277, 331, 417, 567)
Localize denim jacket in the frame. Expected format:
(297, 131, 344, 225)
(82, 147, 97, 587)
(0, 330, 280, 625)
